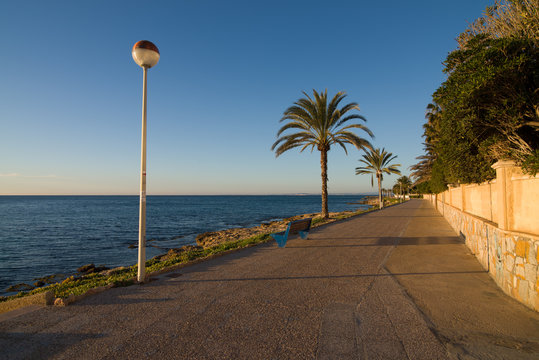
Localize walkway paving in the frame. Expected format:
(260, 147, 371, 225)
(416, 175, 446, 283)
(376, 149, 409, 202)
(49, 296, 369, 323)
(1, 199, 538, 359)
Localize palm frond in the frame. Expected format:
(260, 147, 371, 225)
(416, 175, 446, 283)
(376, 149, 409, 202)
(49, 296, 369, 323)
(276, 121, 310, 137)
(335, 114, 367, 129)
(355, 147, 401, 179)
(338, 102, 360, 116)
(272, 89, 372, 158)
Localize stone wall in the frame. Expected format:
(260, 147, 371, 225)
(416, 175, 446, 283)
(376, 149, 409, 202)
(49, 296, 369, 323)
(424, 161, 539, 312)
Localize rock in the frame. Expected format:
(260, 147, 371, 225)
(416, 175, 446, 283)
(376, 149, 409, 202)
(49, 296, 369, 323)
(93, 265, 109, 273)
(54, 294, 76, 306)
(196, 232, 216, 245)
(195, 220, 291, 248)
(75, 264, 108, 275)
(128, 244, 136, 249)
(54, 297, 64, 306)
(33, 274, 65, 284)
(181, 245, 203, 252)
(33, 281, 45, 287)
(6, 283, 34, 292)
(192, 212, 355, 249)
(77, 264, 95, 274)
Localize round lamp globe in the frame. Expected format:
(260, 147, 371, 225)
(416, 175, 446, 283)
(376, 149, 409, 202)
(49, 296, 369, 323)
(132, 40, 160, 68)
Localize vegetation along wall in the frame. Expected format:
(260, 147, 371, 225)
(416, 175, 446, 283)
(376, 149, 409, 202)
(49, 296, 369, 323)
(424, 161, 539, 312)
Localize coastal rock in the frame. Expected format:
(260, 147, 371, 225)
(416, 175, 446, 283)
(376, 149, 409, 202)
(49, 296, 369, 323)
(54, 298, 64, 306)
(54, 294, 76, 306)
(93, 265, 109, 273)
(77, 264, 109, 275)
(4, 274, 65, 294)
(357, 195, 378, 204)
(33, 274, 66, 284)
(6, 283, 34, 292)
(77, 264, 95, 274)
(181, 245, 203, 252)
(195, 213, 317, 248)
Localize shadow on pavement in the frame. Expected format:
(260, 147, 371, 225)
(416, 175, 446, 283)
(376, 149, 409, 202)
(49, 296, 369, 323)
(172, 270, 487, 284)
(293, 236, 463, 247)
(0, 331, 104, 360)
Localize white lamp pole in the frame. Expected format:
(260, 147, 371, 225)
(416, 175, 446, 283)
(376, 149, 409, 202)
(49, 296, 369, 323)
(132, 40, 160, 283)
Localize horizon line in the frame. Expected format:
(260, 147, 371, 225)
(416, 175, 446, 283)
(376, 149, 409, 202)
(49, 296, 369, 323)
(0, 193, 377, 196)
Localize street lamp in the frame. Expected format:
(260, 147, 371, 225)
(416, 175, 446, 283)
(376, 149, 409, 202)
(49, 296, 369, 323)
(132, 40, 160, 283)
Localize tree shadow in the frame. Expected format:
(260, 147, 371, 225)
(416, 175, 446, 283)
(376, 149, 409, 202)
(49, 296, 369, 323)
(291, 236, 464, 247)
(0, 331, 104, 359)
(173, 270, 487, 284)
(73, 283, 178, 307)
(362, 215, 442, 218)
(287, 237, 397, 248)
(398, 236, 464, 245)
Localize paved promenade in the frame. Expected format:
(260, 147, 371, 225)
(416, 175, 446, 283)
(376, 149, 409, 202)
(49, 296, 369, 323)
(1, 199, 538, 359)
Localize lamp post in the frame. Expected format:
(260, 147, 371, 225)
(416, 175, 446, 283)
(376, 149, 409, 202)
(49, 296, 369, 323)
(132, 40, 160, 283)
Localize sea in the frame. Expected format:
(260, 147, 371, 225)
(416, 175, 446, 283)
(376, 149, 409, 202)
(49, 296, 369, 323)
(0, 195, 370, 296)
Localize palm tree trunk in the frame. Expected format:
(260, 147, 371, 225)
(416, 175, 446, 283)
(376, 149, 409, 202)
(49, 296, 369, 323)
(377, 174, 383, 209)
(320, 149, 329, 219)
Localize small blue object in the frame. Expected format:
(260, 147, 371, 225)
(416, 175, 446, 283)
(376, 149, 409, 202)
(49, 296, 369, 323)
(271, 218, 312, 248)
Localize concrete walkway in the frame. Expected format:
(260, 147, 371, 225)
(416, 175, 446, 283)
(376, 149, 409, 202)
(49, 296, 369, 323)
(1, 199, 538, 359)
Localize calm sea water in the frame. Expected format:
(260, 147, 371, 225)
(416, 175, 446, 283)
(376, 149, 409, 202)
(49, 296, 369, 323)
(0, 195, 368, 296)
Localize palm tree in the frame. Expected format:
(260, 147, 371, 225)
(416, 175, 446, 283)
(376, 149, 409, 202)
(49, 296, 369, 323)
(355, 148, 401, 209)
(272, 89, 373, 218)
(395, 176, 412, 202)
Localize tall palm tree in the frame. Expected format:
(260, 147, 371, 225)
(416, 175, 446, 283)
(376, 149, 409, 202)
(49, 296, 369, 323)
(355, 148, 401, 209)
(272, 89, 373, 218)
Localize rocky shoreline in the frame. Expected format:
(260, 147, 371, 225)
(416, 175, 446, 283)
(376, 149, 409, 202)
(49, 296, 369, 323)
(3, 209, 366, 297)
(195, 212, 317, 248)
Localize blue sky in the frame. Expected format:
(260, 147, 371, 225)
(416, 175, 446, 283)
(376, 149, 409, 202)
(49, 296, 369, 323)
(0, 0, 491, 195)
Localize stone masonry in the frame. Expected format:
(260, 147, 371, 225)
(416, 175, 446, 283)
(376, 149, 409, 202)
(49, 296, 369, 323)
(427, 197, 539, 312)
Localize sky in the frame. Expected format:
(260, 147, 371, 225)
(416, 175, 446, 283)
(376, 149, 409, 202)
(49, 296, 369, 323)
(0, 0, 492, 195)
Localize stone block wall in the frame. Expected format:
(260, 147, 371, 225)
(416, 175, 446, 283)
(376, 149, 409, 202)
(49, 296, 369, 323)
(424, 161, 539, 311)
(430, 199, 539, 311)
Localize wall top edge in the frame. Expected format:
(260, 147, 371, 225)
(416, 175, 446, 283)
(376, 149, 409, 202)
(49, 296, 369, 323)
(492, 160, 516, 169)
(511, 174, 538, 181)
(464, 181, 495, 188)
